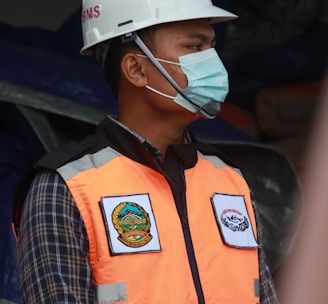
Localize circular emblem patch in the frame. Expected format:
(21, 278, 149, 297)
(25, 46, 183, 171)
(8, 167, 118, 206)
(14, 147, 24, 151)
(220, 208, 249, 232)
(112, 202, 152, 248)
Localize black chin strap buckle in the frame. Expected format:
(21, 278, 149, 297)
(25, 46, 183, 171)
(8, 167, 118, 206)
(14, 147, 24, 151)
(121, 32, 137, 44)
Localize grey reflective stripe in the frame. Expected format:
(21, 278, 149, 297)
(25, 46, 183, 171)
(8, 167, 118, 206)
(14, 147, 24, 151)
(58, 146, 121, 181)
(197, 151, 243, 176)
(97, 282, 127, 303)
(254, 278, 260, 298)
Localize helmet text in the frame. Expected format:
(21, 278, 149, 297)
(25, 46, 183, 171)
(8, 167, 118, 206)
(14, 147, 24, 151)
(82, 5, 101, 23)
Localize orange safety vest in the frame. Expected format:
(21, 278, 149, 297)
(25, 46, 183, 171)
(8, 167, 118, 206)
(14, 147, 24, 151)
(57, 146, 259, 304)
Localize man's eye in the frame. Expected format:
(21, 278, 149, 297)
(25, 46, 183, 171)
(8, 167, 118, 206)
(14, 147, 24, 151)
(189, 44, 202, 51)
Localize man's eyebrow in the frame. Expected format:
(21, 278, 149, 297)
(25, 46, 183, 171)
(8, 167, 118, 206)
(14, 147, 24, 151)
(184, 33, 216, 43)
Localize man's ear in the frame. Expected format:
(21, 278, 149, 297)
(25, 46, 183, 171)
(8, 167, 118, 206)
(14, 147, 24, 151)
(121, 53, 148, 87)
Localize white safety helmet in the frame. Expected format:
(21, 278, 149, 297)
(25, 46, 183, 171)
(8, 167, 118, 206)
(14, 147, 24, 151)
(81, 0, 237, 55)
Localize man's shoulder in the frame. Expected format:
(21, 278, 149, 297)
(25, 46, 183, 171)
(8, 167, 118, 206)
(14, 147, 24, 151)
(37, 116, 122, 170)
(37, 131, 107, 171)
(12, 131, 107, 235)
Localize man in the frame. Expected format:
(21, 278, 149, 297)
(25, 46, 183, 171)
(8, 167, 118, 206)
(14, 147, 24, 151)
(14, 0, 279, 303)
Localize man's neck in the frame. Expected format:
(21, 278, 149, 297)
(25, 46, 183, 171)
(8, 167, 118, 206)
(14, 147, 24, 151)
(118, 113, 189, 158)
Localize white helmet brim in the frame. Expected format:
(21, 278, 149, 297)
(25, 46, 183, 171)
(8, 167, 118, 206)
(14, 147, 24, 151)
(81, 0, 237, 55)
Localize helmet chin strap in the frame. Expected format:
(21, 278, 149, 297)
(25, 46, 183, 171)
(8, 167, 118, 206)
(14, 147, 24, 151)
(123, 32, 216, 119)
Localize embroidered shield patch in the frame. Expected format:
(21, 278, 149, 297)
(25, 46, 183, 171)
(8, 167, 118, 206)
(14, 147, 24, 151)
(112, 201, 152, 248)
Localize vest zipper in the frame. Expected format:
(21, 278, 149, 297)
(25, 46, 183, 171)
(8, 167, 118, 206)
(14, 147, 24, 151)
(180, 200, 205, 304)
(169, 167, 205, 304)
(154, 158, 205, 303)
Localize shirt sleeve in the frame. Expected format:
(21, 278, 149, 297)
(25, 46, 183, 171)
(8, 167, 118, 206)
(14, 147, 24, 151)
(254, 200, 280, 304)
(17, 170, 96, 303)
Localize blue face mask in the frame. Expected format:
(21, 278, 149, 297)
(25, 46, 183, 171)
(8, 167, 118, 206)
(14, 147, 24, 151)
(174, 48, 229, 117)
(134, 34, 229, 119)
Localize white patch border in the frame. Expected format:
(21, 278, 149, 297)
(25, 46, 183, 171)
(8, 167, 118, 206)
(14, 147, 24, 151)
(100, 193, 161, 255)
(211, 193, 258, 248)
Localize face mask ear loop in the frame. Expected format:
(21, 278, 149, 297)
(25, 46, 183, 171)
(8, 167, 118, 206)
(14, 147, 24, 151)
(134, 35, 183, 94)
(133, 34, 215, 119)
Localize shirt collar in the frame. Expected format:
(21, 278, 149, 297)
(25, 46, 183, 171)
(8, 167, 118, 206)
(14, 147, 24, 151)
(107, 115, 192, 159)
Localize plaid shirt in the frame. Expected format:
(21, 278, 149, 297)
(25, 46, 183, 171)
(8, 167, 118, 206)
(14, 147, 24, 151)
(17, 120, 279, 303)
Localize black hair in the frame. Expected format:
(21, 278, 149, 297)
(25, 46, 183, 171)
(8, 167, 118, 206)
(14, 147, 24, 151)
(103, 36, 133, 99)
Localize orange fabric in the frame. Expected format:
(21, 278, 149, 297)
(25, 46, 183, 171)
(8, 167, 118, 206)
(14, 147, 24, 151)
(62, 151, 259, 303)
